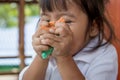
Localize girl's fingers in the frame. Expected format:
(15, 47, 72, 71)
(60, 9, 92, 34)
(40, 37, 60, 49)
(54, 22, 72, 37)
(40, 38, 54, 46)
(40, 33, 61, 42)
(35, 21, 49, 37)
(32, 37, 41, 46)
(33, 45, 49, 53)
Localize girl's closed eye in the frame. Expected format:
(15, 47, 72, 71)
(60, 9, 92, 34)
(41, 15, 50, 22)
(65, 20, 73, 24)
(46, 20, 50, 22)
(42, 18, 50, 22)
(63, 17, 74, 24)
(64, 19, 75, 25)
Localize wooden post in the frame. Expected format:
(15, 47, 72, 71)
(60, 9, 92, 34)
(18, 0, 25, 70)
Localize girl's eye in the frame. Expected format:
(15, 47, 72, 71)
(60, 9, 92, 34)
(46, 20, 50, 22)
(42, 19, 50, 22)
(41, 16, 50, 22)
(65, 20, 72, 23)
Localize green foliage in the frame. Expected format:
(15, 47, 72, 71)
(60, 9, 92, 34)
(0, 3, 39, 28)
(0, 3, 18, 28)
(25, 4, 40, 16)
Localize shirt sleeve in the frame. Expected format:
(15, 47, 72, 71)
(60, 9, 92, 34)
(19, 54, 36, 80)
(19, 66, 29, 80)
(85, 46, 118, 80)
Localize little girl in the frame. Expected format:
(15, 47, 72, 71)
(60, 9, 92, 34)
(19, 0, 118, 80)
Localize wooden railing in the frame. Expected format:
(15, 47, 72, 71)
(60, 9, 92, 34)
(0, 0, 39, 75)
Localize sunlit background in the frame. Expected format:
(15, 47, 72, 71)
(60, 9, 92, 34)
(0, 0, 39, 80)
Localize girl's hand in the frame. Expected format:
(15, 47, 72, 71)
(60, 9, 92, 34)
(32, 21, 51, 59)
(40, 21, 73, 59)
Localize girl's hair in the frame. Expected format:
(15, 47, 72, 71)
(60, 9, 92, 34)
(39, 0, 116, 50)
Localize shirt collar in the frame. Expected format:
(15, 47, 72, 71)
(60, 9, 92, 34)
(73, 37, 106, 63)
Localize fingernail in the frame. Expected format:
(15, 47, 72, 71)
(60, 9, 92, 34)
(41, 39, 45, 44)
(40, 36, 44, 39)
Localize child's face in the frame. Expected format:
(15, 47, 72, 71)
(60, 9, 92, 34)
(40, 2, 89, 55)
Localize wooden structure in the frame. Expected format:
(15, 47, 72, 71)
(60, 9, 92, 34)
(0, 0, 39, 74)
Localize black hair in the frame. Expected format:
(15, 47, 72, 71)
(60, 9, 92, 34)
(39, 0, 116, 50)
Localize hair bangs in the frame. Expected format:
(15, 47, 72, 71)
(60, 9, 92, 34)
(40, 0, 68, 12)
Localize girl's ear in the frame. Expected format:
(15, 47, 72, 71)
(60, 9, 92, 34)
(89, 21, 99, 38)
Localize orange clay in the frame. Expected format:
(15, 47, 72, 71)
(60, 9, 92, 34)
(40, 26, 50, 31)
(40, 21, 55, 31)
(57, 17, 65, 22)
(49, 21, 55, 27)
(41, 17, 65, 31)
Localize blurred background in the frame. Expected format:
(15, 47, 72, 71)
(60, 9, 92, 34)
(0, 0, 39, 80)
(0, 0, 120, 80)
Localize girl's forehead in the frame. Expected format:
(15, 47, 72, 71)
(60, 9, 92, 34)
(41, 10, 76, 19)
(40, 0, 76, 12)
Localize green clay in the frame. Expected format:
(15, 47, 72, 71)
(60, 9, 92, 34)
(41, 47, 54, 59)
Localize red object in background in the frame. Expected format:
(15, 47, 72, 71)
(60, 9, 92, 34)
(107, 0, 120, 80)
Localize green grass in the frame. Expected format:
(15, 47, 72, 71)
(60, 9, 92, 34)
(0, 65, 20, 73)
